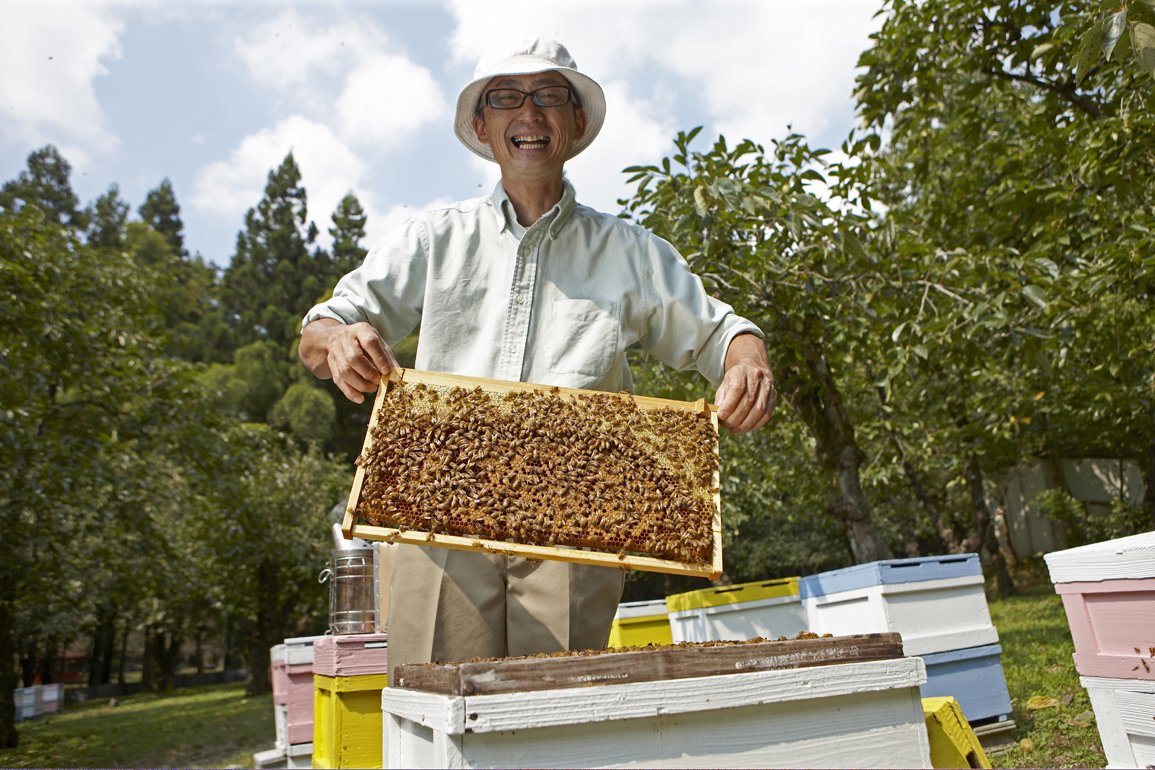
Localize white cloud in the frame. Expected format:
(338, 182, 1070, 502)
(191, 115, 367, 233)
(444, 0, 878, 151)
(565, 79, 674, 214)
(234, 9, 387, 93)
(0, 0, 126, 156)
(336, 54, 447, 149)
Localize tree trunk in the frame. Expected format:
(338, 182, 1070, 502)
(893, 436, 957, 554)
(786, 341, 893, 564)
(246, 561, 279, 697)
(827, 445, 894, 563)
(963, 455, 1015, 597)
(89, 606, 117, 686)
(0, 572, 19, 748)
(116, 621, 129, 686)
(1144, 441, 1155, 526)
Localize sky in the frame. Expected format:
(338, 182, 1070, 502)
(0, 0, 884, 268)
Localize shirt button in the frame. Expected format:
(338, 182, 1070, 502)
(515, 295, 525, 304)
(507, 344, 517, 354)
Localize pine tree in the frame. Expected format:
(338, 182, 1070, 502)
(0, 145, 88, 230)
(139, 178, 186, 257)
(220, 153, 329, 350)
(86, 184, 130, 250)
(328, 192, 367, 280)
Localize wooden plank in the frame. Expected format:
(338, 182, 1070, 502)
(393, 632, 903, 695)
(344, 368, 723, 578)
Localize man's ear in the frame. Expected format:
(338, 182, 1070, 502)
(574, 107, 587, 140)
(472, 113, 491, 146)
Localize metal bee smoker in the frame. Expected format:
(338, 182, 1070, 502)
(318, 523, 376, 634)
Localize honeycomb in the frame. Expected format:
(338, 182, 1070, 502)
(353, 380, 719, 565)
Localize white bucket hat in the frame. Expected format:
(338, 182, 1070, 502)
(454, 37, 606, 162)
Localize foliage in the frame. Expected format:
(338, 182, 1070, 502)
(1034, 488, 1152, 546)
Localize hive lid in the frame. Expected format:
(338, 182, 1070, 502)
(798, 554, 982, 598)
(666, 577, 800, 613)
(1043, 531, 1155, 584)
(613, 599, 672, 620)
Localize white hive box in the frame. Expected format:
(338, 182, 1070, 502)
(666, 577, 806, 643)
(382, 635, 931, 769)
(1080, 675, 1155, 769)
(799, 554, 998, 657)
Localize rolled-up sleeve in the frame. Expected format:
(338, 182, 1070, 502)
(301, 217, 429, 346)
(638, 232, 763, 386)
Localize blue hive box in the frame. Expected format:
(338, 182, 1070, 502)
(800, 554, 998, 656)
(921, 644, 1013, 724)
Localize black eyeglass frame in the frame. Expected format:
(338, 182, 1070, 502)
(482, 85, 578, 110)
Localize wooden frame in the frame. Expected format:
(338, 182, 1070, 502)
(342, 368, 723, 578)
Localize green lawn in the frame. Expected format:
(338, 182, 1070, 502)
(0, 682, 272, 768)
(986, 562, 1107, 768)
(0, 562, 1112, 768)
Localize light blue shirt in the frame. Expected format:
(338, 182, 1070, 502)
(302, 181, 762, 392)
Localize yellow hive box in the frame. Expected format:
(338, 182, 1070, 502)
(607, 599, 674, 648)
(922, 696, 991, 769)
(312, 672, 389, 769)
(666, 577, 806, 643)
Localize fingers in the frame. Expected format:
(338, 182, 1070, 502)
(328, 323, 397, 404)
(715, 365, 777, 434)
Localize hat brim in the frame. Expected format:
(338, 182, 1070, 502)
(454, 65, 605, 163)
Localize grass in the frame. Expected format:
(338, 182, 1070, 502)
(0, 682, 271, 768)
(0, 561, 1111, 768)
(985, 560, 1107, 768)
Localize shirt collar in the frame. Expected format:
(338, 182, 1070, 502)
(489, 180, 576, 239)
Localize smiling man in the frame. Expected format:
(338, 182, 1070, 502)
(299, 38, 777, 679)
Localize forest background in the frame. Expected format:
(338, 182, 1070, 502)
(2, 0, 1153, 749)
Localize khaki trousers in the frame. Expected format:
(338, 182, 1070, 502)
(385, 544, 625, 682)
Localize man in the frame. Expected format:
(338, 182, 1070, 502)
(299, 38, 776, 679)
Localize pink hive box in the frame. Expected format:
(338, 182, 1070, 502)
(1045, 532, 1155, 680)
(312, 632, 389, 678)
(271, 635, 324, 748)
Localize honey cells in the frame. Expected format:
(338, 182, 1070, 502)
(353, 381, 719, 564)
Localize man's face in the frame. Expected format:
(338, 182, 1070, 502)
(471, 71, 587, 183)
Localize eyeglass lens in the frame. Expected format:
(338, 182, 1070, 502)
(485, 85, 572, 109)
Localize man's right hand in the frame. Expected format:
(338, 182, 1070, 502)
(299, 319, 398, 404)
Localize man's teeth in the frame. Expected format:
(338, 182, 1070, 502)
(512, 136, 550, 149)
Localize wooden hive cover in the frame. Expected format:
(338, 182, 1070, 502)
(343, 369, 723, 578)
(393, 633, 905, 695)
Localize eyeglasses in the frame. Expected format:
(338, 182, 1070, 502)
(483, 85, 575, 110)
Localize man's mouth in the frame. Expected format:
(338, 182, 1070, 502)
(511, 135, 550, 150)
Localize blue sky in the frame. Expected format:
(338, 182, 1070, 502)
(1, 0, 882, 268)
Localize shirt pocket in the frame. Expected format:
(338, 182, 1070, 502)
(546, 298, 621, 377)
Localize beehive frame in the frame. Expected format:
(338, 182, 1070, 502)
(342, 368, 723, 578)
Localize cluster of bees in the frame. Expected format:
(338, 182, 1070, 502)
(354, 381, 719, 565)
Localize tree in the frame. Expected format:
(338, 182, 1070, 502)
(198, 425, 346, 696)
(139, 178, 186, 257)
(329, 191, 368, 279)
(220, 153, 327, 350)
(624, 129, 894, 564)
(0, 145, 88, 230)
(856, 0, 1155, 547)
(0, 202, 199, 743)
(86, 184, 130, 250)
